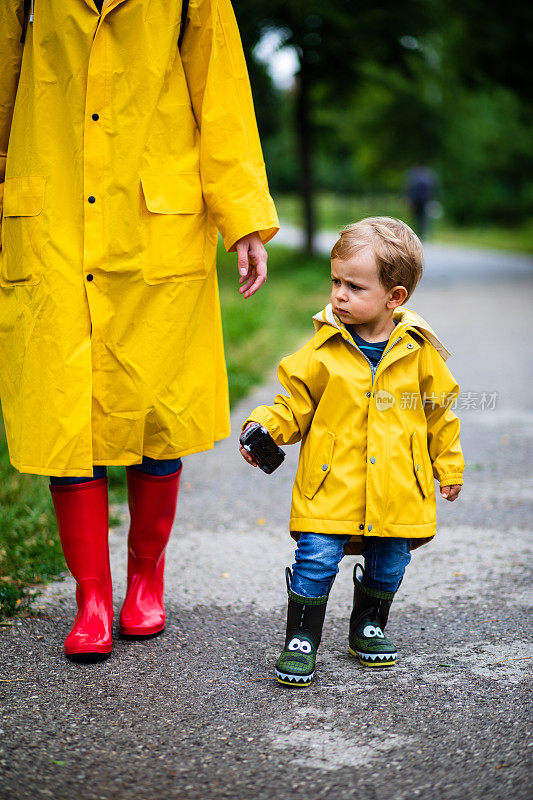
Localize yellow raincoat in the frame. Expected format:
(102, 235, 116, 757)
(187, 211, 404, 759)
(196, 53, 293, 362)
(0, 0, 278, 477)
(246, 305, 465, 554)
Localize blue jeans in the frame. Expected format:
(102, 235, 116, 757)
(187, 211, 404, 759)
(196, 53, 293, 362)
(49, 456, 182, 485)
(290, 533, 412, 597)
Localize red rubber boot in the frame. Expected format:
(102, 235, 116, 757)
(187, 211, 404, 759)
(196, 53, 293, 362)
(119, 466, 182, 637)
(50, 478, 113, 661)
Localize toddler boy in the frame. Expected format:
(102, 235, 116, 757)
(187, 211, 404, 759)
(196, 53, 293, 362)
(240, 217, 464, 686)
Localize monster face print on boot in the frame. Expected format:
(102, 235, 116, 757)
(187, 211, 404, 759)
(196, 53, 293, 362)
(349, 565, 398, 667)
(276, 632, 317, 687)
(349, 619, 397, 666)
(287, 636, 313, 654)
(275, 568, 329, 687)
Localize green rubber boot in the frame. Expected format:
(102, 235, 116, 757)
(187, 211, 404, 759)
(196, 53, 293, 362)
(275, 568, 328, 687)
(349, 565, 397, 667)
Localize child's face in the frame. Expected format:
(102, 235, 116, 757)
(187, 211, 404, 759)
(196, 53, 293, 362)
(330, 248, 403, 326)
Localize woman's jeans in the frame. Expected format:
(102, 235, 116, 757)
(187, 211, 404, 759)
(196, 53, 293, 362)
(49, 456, 182, 485)
(291, 532, 412, 597)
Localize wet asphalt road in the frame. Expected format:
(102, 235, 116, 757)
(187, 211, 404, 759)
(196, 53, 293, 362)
(0, 243, 532, 800)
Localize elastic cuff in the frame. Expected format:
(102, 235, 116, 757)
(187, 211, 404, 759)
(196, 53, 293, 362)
(354, 569, 396, 600)
(288, 588, 328, 605)
(362, 575, 402, 594)
(243, 411, 278, 441)
(437, 473, 463, 485)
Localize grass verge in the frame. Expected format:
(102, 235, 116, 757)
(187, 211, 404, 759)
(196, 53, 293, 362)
(0, 243, 329, 617)
(0, 437, 64, 617)
(218, 243, 328, 406)
(274, 193, 533, 254)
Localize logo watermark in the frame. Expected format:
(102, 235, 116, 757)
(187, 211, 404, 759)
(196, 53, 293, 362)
(374, 391, 499, 411)
(375, 390, 396, 411)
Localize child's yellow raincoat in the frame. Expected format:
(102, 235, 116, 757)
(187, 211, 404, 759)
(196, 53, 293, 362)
(0, 0, 278, 476)
(246, 305, 465, 554)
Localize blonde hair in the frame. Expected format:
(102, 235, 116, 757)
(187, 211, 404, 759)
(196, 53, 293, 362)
(331, 217, 423, 302)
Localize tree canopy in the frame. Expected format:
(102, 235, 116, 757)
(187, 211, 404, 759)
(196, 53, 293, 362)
(235, 0, 532, 245)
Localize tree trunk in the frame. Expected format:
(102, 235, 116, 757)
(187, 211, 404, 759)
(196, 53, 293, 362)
(296, 53, 315, 255)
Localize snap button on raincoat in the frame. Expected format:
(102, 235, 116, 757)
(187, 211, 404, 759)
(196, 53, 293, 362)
(0, 0, 279, 477)
(246, 305, 465, 554)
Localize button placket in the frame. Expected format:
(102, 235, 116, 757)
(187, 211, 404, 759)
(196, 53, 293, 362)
(83, 19, 107, 287)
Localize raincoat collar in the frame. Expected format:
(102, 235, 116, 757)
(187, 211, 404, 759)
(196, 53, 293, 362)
(312, 303, 451, 361)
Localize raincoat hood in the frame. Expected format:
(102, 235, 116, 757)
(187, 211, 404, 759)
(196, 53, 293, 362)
(312, 304, 452, 361)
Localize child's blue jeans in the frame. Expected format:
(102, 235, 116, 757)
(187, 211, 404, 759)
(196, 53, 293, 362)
(290, 533, 412, 596)
(49, 456, 182, 485)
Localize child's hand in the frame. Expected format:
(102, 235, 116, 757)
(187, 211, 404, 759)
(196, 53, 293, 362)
(240, 443, 259, 467)
(440, 484, 462, 501)
(240, 422, 259, 467)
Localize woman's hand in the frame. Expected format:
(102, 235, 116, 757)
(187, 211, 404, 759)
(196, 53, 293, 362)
(440, 484, 462, 501)
(235, 232, 267, 298)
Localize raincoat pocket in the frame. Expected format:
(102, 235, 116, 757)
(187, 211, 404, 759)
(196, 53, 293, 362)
(411, 431, 429, 498)
(304, 431, 335, 500)
(0, 176, 46, 287)
(140, 172, 208, 284)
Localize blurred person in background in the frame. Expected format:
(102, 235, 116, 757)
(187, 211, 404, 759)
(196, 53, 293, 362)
(405, 165, 439, 240)
(0, 0, 278, 661)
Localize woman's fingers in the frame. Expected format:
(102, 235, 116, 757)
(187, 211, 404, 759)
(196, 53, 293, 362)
(239, 268, 266, 297)
(236, 236, 268, 298)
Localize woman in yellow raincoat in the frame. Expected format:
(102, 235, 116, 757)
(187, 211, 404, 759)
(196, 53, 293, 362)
(0, 0, 279, 660)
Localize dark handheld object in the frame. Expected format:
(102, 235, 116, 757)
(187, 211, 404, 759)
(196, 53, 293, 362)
(240, 423, 285, 474)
